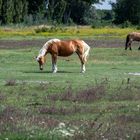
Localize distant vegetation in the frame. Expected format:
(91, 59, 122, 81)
(0, 0, 140, 28)
(0, 26, 140, 40)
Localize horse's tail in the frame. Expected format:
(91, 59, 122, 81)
(125, 34, 130, 50)
(82, 41, 90, 62)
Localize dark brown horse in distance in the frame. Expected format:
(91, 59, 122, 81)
(125, 32, 140, 50)
(36, 39, 90, 73)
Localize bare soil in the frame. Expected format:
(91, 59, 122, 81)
(0, 39, 123, 49)
(0, 38, 139, 49)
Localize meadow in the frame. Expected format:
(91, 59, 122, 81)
(0, 26, 140, 140)
(0, 25, 140, 40)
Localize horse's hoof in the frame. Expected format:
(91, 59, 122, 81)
(52, 71, 57, 73)
(81, 71, 85, 73)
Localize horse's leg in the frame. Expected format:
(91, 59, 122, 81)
(125, 35, 129, 50)
(125, 41, 128, 50)
(125, 39, 132, 50)
(125, 45, 128, 50)
(51, 54, 58, 73)
(77, 53, 86, 73)
(129, 40, 133, 50)
(126, 41, 132, 50)
(129, 43, 132, 50)
(138, 46, 140, 50)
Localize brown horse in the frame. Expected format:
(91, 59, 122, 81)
(36, 39, 90, 73)
(125, 32, 140, 50)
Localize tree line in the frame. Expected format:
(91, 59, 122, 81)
(0, 0, 102, 25)
(0, 0, 140, 26)
(0, 0, 46, 24)
(112, 0, 140, 25)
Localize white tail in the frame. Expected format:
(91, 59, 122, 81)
(82, 41, 90, 62)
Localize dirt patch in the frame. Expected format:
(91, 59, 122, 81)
(0, 39, 46, 49)
(85, 39, 125, 48)
(0, 38, 139, 49)
(0, 39, 125, 49)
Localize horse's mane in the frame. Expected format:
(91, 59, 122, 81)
(38, 39, 61, 58)
(42, 39, 61, 50)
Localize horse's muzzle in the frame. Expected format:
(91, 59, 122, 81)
(39, 65, 43, 70)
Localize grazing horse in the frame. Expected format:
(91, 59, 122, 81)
(36, 39, 90, 73)
(125, 32, 140, 50)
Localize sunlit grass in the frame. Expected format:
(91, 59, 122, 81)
(0, 40, 140, 139)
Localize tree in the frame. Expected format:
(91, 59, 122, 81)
(27, 0, 46, 21)
(83, 6, 98, 24)
(1, 0, 14, 24)
(0, 0, 28, 24)
(21, 0, 28, 22)
(13, 0, 26, 23)
(47, 0, 104, 24)
(0, 0, 2, 14)
(67, 0, 90, 24)
(46, 0, 67, 23)
(112, 0, 140, 25)
(0, 0, 104, 25)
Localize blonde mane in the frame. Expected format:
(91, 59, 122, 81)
(42, 39, 61, 50)
(37, 39, 60, 60)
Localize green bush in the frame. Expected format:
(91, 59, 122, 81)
(35, 25, 67, 33)
(121, 21, 132, 28)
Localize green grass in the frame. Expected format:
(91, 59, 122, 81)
(0, 46, 140, 139)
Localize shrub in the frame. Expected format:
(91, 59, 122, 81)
(5, 79, 17, 86)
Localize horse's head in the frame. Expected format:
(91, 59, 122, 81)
(36, 56, 45, 70)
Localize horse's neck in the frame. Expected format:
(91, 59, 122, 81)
(39, 48, 47, 56)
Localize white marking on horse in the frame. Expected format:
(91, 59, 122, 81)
(82, 41, 90, 62)
(52, 64, 57, 73)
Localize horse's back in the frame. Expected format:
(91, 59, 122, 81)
(49, 39, 90, 57)
(56, 40, 76, 56)
(128, 32, 140, 41)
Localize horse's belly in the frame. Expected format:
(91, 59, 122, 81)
(135, 38, 140, 41)
(58, 51, 73, 56)
(58, 47, 74, 56)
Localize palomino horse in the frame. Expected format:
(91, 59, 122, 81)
(125, 32, 140, 50)
(36, 39, 90, 73)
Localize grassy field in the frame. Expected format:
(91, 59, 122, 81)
(0, 26, 140, 139)
(0, 39, 140, 140)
